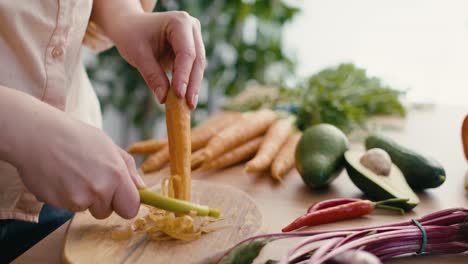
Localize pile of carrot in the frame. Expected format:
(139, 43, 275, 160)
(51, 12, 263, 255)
(128, 109, 302, 181)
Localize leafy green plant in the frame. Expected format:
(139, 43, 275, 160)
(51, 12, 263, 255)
(86, 0, 299, 138)
(296, 63, 406, 133)
(224, 63, 406, 133)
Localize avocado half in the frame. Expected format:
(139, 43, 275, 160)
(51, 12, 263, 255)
(344, 151, 419, 210)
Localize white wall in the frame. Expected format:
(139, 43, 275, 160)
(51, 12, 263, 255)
(284, 0, 468, 105)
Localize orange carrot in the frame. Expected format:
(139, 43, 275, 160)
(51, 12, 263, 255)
(165, 89, 191, 200)
(191, 148, 205, 170)
(200, 136, 264, 172)
(244, 118, 293, 173)
(191, 111, 241, 151)
(201, 109, 277, 163)
(271, 132, 302, 180)
(141, 112, 241, 173)
(141, 145, 170, 173)
(127, 139, 167, 154)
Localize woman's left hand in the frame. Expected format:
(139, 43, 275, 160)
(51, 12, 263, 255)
(108, 11, 205, 109)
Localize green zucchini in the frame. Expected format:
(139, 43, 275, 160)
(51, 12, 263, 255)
(365, 134, 445, 190)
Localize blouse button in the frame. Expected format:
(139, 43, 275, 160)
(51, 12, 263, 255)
(52, 47, 64, 58)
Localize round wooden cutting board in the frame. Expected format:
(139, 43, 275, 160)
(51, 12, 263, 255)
(62, 180, 262, 264)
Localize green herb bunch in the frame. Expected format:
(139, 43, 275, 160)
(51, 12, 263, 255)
(296, 63, 406, 133)
(224, 63, 406, 133)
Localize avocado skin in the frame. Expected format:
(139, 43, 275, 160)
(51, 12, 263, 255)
(344, 159, 416, 211)
(295, 124, 348, 188)
(365, 134, 446, 190)
(296, 152, 346, 188)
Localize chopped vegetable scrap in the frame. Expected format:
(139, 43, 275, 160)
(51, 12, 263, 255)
(111, 206, 223, 242)
(282, 198, 406, 232)
(111, 178, 223, 242)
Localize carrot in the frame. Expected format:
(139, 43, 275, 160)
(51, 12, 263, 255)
(201, 109, 277, 163)
(141, 145, 170, 173)
(127, 139, 167, 154)
(191, 148, 205, 170)
(200, 136, 264, 172)
(165, 89, 191, 200)
(270, 132, 302, 180)
(191, 111, 241, 151)
(141, 112, 241, 173)
(244, 117, 293, 173)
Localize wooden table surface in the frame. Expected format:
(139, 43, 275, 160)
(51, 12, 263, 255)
(13, 104, 468, 263)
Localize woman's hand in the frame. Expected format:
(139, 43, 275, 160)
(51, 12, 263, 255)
(108, 11, 205, 109)
(0, 88, 144, 220)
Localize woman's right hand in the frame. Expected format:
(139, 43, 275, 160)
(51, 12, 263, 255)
(1, 88, 143, 219)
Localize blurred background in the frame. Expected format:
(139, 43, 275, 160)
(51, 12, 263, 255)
(84, 0, 468, 147)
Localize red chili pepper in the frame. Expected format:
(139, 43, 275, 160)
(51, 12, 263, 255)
(307, 198, 361, 214)
(462, 114, 468, 161)
(282, 198, 407, 232)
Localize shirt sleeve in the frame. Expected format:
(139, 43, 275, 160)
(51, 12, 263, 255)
(83, 0, 157, 54)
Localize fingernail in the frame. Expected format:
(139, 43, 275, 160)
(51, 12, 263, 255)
(192, 94, 199, 109)
(155, 87, 164, 103)
(179, 83, 187, 98)
(136, 173, 146, 188)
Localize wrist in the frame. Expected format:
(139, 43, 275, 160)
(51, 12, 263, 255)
(92, 0, 145, 41)
(0, 87, 29, 165)
(0, 87, 66, 168)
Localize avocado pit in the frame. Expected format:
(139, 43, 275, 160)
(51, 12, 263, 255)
(360, 148, 392, 176)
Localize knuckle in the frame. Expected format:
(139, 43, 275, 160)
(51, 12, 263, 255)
(192, 17, 201, 28)
(175, 11, 191, 20)
(177, 49, 196, 61)
(89, 181, 108, 199)
(69, 194, 90, 212)
(169, 11, 192, 26)
(109, 165, 124, 179)
(123, 152, 135, 165)
(195, 55, 206, 68)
